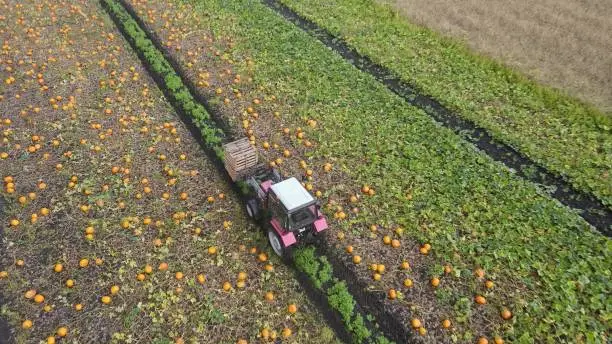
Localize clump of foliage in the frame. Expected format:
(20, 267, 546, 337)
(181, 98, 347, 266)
(103, 0, 225, 160)
(294, 247, 384, 343)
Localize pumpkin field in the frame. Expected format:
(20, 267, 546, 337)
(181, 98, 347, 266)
(1, 0, 610, 343)
(0, 1, 338, 343)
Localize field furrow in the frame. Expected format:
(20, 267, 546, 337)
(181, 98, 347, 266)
(263, 0, 611, 232)
(278, 0, 612, 209)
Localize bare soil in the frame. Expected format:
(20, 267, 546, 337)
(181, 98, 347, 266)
(379, 0, 612, 112)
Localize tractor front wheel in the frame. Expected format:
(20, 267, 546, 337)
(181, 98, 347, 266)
(245, 199, 259, 220)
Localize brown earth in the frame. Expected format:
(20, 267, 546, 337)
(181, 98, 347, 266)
(378, 0, 612, 113)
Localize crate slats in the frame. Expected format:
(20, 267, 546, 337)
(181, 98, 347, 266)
(223, 138, 259, 181)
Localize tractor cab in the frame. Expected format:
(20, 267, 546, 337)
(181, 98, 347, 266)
(269, 177, 318, 232)
(266, 177, 327, 256)
(223, 138, 328, 257)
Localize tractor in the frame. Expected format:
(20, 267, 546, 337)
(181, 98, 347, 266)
(223, 138, 328, 257)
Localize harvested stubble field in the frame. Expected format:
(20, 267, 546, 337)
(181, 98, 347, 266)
(123, 0, 610, 343)
(379, 0, 612, 113)
(0, 0, 338, 343)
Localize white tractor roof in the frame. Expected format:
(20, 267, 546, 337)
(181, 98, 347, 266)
(270, 177, 315, 212)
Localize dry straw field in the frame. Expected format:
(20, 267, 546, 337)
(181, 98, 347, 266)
(380, 0, 612, 112)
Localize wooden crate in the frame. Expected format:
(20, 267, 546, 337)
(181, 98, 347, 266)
(223, 138, 258, 181)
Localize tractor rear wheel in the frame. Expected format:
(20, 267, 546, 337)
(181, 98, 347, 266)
(267, 227, 290, 258)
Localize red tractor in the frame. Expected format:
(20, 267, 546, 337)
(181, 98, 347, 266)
(223, 138, 328, 257)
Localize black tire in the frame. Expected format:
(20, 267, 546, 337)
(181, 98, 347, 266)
(245, 199, 259, 220)
(306, 229, 325, 245)
(271, 168, 282, 183)
(267, 227, 292, 259)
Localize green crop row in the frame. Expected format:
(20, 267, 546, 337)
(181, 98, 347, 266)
(101, 0, 225, 160)
(142, 0, 610, 341)
(279, 0, 612, 207)
(293, 247, 392, 344)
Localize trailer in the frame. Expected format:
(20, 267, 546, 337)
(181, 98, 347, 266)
(223, 138, 328, 256)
